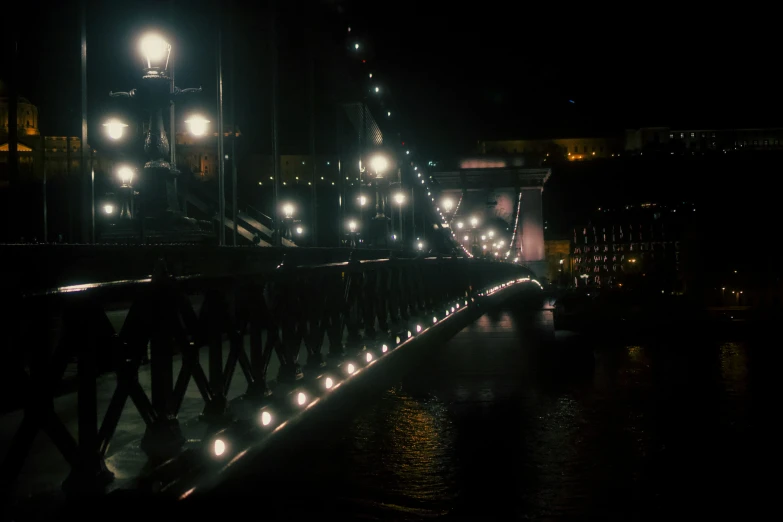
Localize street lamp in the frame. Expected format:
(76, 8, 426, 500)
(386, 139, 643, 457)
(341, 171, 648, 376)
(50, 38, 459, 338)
(107, 31, 204, 244)
(364, 153, 391, 246)
(280, 203, 295, 241)
(369, 154, 388, 175)
(347, 219, 359, 248)
(442, 198, 454, 212)
(185, 115, 210, 137)
(117, 165, 134, 187)
(139, 33, 171, 75)
(103, 204, 115, 215)
(470, 216, 479, 228)
(295, 226, 304, 235)
(103, 118, 128, 140)
(116, 165, 135, 220)
(393, 192, 406, 246)
(487, 230, 495, 239)
(358, 195, 368, 207)
(457, 221, 464, 229)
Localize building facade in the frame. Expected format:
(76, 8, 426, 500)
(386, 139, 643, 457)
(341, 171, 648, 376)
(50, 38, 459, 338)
(479, 126, 783, 163)
(571, 201, 694, 291)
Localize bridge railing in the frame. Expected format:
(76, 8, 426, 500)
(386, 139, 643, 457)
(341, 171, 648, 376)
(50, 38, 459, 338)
(0, 246, 532, 496)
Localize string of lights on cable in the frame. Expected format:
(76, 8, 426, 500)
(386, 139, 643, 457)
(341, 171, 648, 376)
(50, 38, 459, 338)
(343, 20, 469, 255)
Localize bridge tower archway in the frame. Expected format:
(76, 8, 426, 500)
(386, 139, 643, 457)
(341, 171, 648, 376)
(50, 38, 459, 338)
(431, 165, 551, 278)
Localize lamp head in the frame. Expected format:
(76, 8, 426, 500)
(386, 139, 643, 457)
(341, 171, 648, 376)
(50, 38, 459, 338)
(369, 155, 388, 175)
(139, 33, 171, 74)
(117, 166, 134, 186)
(185, 115, 210, 137)
(103, 119, 128, 140)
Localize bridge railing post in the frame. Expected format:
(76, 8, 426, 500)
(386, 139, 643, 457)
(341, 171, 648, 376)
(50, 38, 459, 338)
(342, 251, 364, 357)
(140, 259, 185, 460)
(62, 297, 115, 495)
(275, 254, 304, 385)
(245, 281, 274, 401)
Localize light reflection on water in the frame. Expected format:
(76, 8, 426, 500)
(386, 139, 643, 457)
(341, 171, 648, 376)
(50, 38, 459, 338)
(206, 308, 769, 520)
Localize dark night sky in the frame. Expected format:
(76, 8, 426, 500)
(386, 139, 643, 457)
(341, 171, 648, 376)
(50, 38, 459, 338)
(2, 1, 780, 158)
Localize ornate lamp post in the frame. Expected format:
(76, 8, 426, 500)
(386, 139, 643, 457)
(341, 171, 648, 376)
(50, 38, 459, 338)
(106, 33, 207, 243)
(470, 216, 480, 257)
(278, 202, 295, 241)
(117, 165, 136, 220)
(347, 219, 359, 248)
(393, 191, 406, 247)
(365, 153, 391, 246)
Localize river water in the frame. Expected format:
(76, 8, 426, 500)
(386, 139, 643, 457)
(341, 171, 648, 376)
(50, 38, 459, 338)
(195, 304, 775, 520)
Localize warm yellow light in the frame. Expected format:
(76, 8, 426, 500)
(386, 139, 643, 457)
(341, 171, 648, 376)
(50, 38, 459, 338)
(117, 166, 134, 186)
(185, 115, 210, 137)
(282, 203, 294, 217)
(325, 377, 334, 389)
(442, 198, 454, 211)
(365, 352, 373, 363)
(297, 392, 306, 406)
(359, 195, 367, 206)
(348, 220, 357, 232)
(213, 439, 226, 456)
(394, 192, 406, 205)
(369, 155, 388, 174)
(140, 34, 170, 65)
(103, 119, 128, 140)
(457, 222, 464, 229)
(260, 411, 272, 426)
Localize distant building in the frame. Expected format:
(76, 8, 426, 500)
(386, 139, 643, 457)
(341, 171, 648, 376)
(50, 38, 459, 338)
(571, 201, 695, 291)
(625, 127, 783, 152)
(479, 136, 623, 161)
(1, 95, 104, 186)
(479, 126, 783, 163)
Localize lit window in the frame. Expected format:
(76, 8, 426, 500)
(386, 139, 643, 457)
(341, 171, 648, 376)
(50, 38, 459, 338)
(690, 133, 695, 138)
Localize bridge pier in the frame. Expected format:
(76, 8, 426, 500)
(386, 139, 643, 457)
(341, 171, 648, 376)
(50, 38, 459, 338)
(519, 187, 547, 279)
